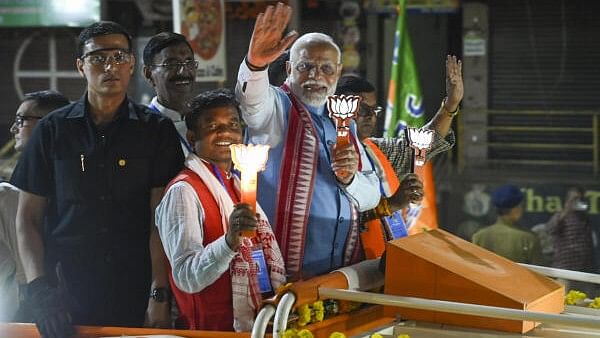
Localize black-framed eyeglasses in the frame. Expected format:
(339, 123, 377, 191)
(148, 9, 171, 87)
(13, 115, 42, 128)
(358, 103, 383, 117)
(294, 61, 339, 76)
(152, 60, 199, 72)
(81, 48, 132, 66)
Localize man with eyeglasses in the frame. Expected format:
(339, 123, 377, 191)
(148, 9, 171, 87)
(335, 73, 460, 259)
(0, 90, 69, 322)
(335, 76, 383, 141)
(336, 66, 461, 178)
(236, 3, 381, 280)
(10, 21, 183, 338)
(143, 32, 198, 156)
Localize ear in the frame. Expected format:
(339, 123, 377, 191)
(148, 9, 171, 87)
(285, 60, 292, 76)
(76, 58, 85, 78)
(129, 54, 136, 75)
(336, 63, 343, 77)
(186, 130, 195, 151)
(143, 65, 154, 86)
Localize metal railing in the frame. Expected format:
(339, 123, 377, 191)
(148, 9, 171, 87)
(459, 110, 600, 175)
(318, 288, 600, 330)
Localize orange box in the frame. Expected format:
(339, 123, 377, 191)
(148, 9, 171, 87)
(384, 229, 564, 333)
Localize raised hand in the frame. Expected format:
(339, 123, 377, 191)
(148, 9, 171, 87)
(444, 55, 463, 112)
(247, 2, 298, 68)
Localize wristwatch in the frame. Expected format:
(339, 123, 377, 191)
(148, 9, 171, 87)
(149, 287, 170, 303)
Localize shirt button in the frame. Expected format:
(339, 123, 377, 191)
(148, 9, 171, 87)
(98, 163, 105, 169)
(334, 243, 339, 249)
(338, 217, 344, 223)
(105, 254, 112, 263)
(100, 227, 108, 234)
(327, 140, 335, 146)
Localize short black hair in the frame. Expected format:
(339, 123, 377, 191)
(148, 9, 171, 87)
(77, 21, 132, 58)
(185, 88, 241, 131)
(23, 90, 70, 115)
(335, 75, 376, 95)
(143, 32, 193, 66)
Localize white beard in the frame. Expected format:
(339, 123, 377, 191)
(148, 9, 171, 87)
(289, 78, 337, 108)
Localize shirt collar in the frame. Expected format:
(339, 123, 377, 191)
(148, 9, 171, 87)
(67, 93, 137, 120)
(150, 96, 183, 122)
(184, 153, 204, 175)
(496, 219, 521, 229)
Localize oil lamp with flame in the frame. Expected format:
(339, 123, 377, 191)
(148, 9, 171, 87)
(230, 143, 270, 237)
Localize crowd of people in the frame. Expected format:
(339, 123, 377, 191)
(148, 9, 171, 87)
(2, 2, 590, 337)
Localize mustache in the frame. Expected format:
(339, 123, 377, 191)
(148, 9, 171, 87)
(101, 74, 118, 81)
(301, 79, 329, 88)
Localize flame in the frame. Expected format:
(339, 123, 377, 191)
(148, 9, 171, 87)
(229, 143, 270, 172)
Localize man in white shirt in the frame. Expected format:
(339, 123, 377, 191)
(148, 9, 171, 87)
(235, 3, 381, 279)
(143, 32, 197, 156)
(0, 90, 69, 321)
(143, 32, 199, 327)
(155, 89, 284, 331)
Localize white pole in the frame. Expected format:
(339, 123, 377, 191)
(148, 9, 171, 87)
(272, 292, 296, 338)
(318, 288, 600, 330)
(519, 263, 600, 285)
(252, 304, 276, 338)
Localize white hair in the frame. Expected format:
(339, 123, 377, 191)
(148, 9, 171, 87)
(289, 33, 341, 63)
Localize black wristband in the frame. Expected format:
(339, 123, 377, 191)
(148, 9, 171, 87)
(244, 55, 268, 71)
(25, 276, 51, 297)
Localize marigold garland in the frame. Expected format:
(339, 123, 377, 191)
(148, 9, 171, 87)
(298, 329, 315, 338)
(313, 300, 325, 321)
(283, 299, 366, 337)
(282, 328, 299, 338)
(329, 332, 346, 338)
(282, 329, 346, 338)
(588, 297, 600, 309)
(295, 300, 328, 327)
(297, 304, 312, 326)
(565, 290, 587, 305)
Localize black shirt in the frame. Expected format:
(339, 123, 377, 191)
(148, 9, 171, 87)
(10, 94, 184, 250)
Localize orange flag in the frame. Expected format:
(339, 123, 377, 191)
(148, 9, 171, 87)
(406, 163, 439, 234)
